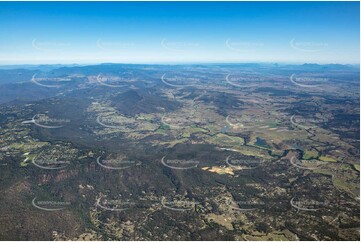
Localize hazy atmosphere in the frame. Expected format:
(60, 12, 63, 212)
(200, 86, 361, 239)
(0, 1, 359, 241)
(0, 1, 359, 64)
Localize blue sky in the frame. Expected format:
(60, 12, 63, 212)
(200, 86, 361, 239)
(0, 1, 359, 64)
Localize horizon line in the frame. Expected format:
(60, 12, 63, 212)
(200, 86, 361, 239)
(0, 61, 360, 67)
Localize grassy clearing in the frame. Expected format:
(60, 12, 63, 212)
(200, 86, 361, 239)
(303, 150, 319, 160)
(319, 156, 337, 162)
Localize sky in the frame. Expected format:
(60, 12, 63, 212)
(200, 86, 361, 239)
(0, 1, 359, 65)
